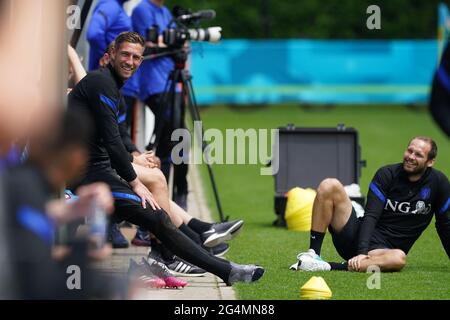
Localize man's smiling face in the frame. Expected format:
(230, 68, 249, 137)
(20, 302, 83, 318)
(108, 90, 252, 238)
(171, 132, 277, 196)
(402, 138, 434, 175)
(110, 41, 144, 81)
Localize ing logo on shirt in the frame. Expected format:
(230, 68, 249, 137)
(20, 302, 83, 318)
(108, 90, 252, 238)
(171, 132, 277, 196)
(385, 199, 432, 215)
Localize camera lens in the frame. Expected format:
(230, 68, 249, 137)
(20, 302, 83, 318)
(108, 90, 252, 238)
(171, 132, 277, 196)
(188, 27, 222, 43)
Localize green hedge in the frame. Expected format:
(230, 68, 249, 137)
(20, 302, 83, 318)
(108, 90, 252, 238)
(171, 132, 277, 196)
(170, 0, 446, 39)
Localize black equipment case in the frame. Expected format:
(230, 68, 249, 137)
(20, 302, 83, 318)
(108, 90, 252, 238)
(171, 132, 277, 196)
(272, 124, 366, 226)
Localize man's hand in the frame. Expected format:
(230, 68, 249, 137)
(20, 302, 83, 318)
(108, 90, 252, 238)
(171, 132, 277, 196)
(132, 151, 160, 168)
(132, 152, 152, 167)
(76, 183, 114, 214)
(150, 153, 161, 169)
(348, 254, 370, 271)
(129, 178, 161, 210)
(145, 151, 161, 168)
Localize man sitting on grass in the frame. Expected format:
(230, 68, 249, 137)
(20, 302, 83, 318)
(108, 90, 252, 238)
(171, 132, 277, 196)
(290, 136, 450, 272)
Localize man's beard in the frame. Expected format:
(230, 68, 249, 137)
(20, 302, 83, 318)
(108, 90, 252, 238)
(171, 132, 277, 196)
(110, 59, 133, 81)
(403, 160, 427, 176)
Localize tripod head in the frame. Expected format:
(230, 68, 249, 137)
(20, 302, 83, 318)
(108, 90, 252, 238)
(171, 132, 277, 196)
(142, 46, 191, 69)
(143, 6, 221, 65)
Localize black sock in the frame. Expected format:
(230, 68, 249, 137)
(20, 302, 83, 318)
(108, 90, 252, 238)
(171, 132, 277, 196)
(188, 218, 212, 233)
(179, 223, 202, 245)
(309, 230, 325, 256)
(329, 262, 349, 271)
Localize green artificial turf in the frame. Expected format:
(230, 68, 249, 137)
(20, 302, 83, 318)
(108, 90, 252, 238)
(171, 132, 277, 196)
(193, 104, 450, 300)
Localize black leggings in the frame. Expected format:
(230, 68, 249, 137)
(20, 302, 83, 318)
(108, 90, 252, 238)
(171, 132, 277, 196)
(114, 200, 232, 282)
(80, 168, 231, 283)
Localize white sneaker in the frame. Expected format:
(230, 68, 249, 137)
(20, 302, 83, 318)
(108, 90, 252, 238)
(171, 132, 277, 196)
(290, 249, 331, 272)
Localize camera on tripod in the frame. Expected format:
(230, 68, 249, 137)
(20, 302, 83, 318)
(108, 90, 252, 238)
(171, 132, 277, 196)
(144, 6, 228, 222)
(146, 6, 222, 48)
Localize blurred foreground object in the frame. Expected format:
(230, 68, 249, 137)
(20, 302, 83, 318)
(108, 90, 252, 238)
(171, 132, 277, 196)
(0, 0, 69, 298)
(0, 0, 67, 152)
(430, 40, 450, 138)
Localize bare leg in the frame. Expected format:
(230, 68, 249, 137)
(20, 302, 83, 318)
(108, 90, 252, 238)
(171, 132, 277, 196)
(132, 163, 183, 227)
(295, 178, 354, 261)
(170, 200, 196, 224)
(350, 249, 406, 272)
(132, 164, 213, 247)
(295, 179, 406, 273)
(311, 178, 353, 233)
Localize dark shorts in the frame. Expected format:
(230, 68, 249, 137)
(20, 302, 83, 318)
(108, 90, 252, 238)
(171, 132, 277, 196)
(329, 206, 390, 261)
(79, 167, 160, 225)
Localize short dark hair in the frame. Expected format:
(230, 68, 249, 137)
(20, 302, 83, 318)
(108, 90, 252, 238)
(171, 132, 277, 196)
(409, 136, 438, 160)
(114, 31, 144, 51)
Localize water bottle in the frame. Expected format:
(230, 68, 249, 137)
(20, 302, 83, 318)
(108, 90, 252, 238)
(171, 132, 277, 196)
(88, 200, 107, 250)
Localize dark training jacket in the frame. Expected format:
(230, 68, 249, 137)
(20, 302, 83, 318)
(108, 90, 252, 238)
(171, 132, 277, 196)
(358, 163, 450, 258)
(68, 64, 137, 182)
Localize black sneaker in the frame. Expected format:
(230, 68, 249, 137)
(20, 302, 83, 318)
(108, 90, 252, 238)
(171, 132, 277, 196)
(227, 262, 265, 286)
(201, 220, 244, 248)
(107, 223, 129, 248)
(131, 227, 152, 247)
(148, 250, 207, 277)
(205, 242, 229, 257)
(165, 256, 207, 277)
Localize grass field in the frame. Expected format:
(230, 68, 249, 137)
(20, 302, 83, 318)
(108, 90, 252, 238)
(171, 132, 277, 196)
(194, 103, 450, 300)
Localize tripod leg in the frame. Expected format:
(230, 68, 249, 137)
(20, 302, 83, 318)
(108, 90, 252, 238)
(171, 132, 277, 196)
(171, 92, 188, 205)
(184, 73, 202, 122)
(153, 70, 187, 204)
(182, 73, 228, 222)
(148, 71, 177, 152)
